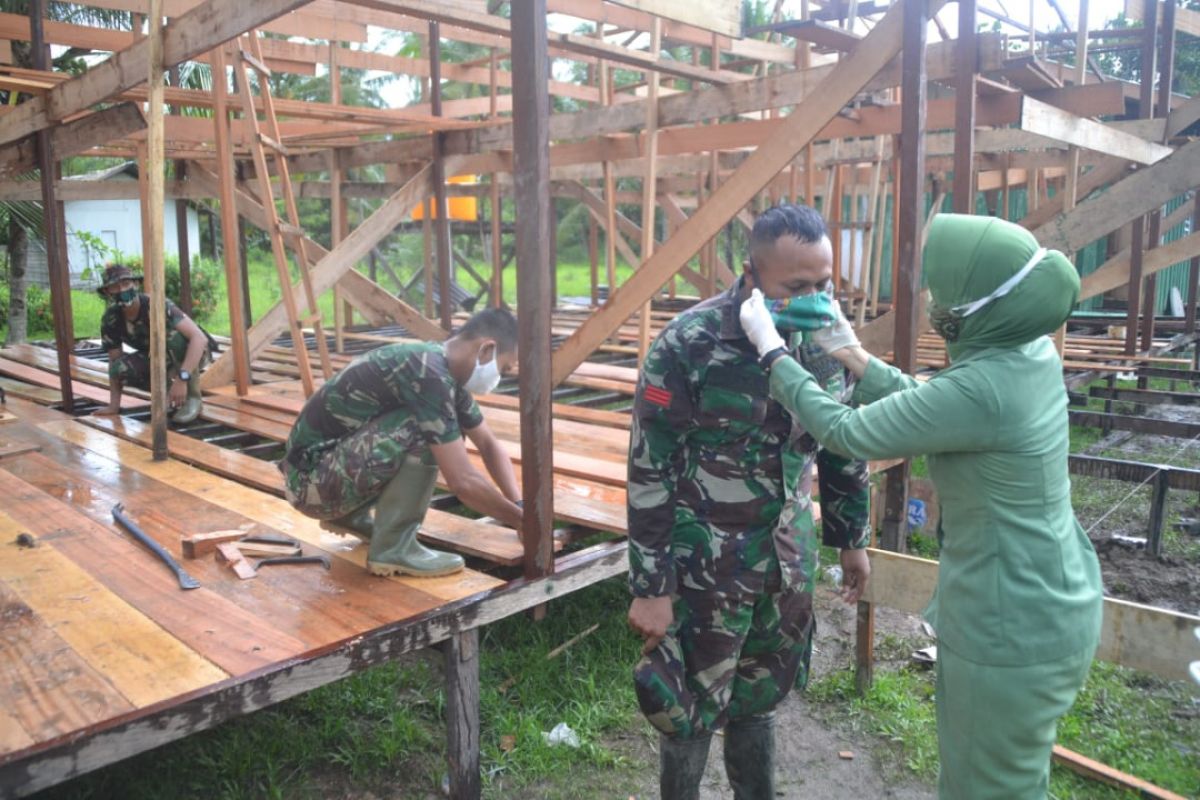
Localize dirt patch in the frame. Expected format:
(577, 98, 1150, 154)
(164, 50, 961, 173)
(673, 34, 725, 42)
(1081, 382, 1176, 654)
(1075, 401, 1200, 615)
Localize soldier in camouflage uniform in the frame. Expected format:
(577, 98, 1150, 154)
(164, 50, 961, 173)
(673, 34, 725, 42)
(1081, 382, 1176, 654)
(626, 205, 871, 799)
(279, 308, 524, 577)
(94, 264, 212, 423)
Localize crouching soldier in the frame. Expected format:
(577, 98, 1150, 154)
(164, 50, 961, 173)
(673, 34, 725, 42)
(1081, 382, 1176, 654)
(94, 263, 212, 423)
(279, 308, 524, 577)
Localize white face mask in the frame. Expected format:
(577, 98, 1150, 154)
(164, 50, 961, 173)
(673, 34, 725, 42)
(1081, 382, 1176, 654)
(462, 349, 501, 395)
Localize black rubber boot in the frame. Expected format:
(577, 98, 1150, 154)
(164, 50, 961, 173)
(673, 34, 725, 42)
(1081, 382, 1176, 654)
(660, 732, 711, 800)
(724, 712, 776, 800)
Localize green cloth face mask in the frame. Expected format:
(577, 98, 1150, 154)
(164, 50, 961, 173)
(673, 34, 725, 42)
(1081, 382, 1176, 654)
(747, 261, 837, 333)
(111, 287, 138, 307)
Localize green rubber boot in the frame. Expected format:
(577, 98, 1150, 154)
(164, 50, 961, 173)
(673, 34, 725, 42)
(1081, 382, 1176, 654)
(173, 370, 204, 424)
(723, 712, 775, 800)
(319, 504, 374, 540)
(367, 457, 464, 577)
(660, 732, 712, 800)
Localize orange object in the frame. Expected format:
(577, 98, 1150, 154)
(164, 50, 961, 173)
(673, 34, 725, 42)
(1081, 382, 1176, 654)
(412, 175, 478, 221)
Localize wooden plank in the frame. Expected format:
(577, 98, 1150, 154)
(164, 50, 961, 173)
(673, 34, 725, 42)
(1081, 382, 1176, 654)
(0, 358, 143, 410)
(605, 0, 739, 37)
(0, 456, 309, 672)
(550, 0, 949, 385)
(0, 102, 144, 179)
(1051, 745, 1190, 800)
(38, 421, 503, 602)
(0, 506, 228, 707)
(863, 548, 1200, 682)
(1020, 95, 1173, 165)
(0, 580, 132, 750)
(0, 540, 627, 798)
(0, 0, 310, 148)
(1080, 229, 1200, 300)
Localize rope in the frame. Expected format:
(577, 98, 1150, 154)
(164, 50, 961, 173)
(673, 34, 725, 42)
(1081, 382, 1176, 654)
(1083, 429, 1200, 535)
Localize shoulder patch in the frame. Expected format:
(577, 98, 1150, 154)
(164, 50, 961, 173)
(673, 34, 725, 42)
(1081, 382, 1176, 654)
(643, 386, 673, 408)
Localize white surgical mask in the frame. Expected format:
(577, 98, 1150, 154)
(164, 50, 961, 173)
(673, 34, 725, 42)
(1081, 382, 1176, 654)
(463, 353, 501, 395)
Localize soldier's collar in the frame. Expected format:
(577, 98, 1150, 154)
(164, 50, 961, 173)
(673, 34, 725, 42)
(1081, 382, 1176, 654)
(719, 278, 749, 341)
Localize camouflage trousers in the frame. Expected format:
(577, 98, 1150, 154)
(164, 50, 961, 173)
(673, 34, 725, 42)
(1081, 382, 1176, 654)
(634, 585, 814, 740)
(282, 408, 431, 520)
(108, 330, 194, 389)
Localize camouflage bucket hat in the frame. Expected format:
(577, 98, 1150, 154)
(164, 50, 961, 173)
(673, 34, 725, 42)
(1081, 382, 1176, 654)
(95, 264, 143, 296)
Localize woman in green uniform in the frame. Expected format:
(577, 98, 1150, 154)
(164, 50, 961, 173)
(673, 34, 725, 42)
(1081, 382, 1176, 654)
(740, 213, 1103, 799)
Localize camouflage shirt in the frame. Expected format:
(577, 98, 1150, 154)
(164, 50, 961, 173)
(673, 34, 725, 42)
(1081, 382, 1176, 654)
(100, 294, 185, 353)
(281, 342, 484, 473)
(627, 281, 871, 599)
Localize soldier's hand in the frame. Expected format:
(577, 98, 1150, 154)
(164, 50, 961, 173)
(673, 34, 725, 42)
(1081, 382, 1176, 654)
(628, 595, 673, 655)
(168, 380, 187, 408)
(839, 548, 871, 605)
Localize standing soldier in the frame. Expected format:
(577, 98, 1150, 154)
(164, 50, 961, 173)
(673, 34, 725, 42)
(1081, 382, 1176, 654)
(626, 204, 871, 799)
(279, 308, 524, 577)
(94, 263, 212, 422)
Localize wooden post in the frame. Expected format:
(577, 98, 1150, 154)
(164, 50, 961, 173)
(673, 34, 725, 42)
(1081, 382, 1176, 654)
(1127, 0, 1159, 356)
(952, 0, 976, 215)
(1142, 0, 1174, 355)
(443, 629, 480, 800)
(175, 163, 192, 315)
(1186, 195, 1200, 336)
(144, 0, 167, 459)
(490, 47, 503, 309)
(430, 21, 454, 333)
(637, 17, 662, 364)
(1147, 469, 1170, 557)
(30, 0, 74, 412)
(330, 41, 348, 353)
(881, 0, 927, 555)
(588, 215, 599, 307)
(511, 0, 554, 581)
(211, 45, 251, 395)
(599, 59, 617, 301)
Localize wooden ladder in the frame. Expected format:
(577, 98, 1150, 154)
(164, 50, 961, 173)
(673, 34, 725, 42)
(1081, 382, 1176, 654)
(233, 31, 332, 396)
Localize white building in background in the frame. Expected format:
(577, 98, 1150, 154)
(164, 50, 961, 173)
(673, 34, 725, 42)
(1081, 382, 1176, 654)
(25, 162, 201, 289)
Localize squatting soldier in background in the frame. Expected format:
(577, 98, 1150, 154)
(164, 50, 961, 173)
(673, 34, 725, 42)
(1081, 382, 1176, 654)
(94, 263, 212, 423)
(626, 204, 871, 799)
(279, 308, 524, 577)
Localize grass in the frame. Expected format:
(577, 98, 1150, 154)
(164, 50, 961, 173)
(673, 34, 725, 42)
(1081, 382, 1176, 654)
(38, 578, 649, 800)
(807, 660, 1200, 799)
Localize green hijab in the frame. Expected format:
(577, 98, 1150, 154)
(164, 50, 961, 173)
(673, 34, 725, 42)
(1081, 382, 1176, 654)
(924, 214, 1080, 360)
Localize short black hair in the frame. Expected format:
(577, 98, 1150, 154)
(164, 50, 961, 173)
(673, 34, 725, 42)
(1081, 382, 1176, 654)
(457, 307, 518, 353)
(750, 204, 829, 255)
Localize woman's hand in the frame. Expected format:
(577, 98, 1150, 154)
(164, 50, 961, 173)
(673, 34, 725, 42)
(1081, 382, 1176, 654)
(811, 299, 860, 354)
(740, 288, 785, 358)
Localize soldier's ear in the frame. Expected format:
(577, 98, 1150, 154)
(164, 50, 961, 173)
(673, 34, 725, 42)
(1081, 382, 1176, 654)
(478, 338, 497, 364)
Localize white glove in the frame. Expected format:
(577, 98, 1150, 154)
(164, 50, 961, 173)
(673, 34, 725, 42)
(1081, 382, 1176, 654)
(740, 288, 786, 358)
(810, 298, 860, 354)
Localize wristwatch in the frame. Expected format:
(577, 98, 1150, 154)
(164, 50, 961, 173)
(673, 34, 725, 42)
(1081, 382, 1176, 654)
(759, 347, 789, 370)
(178, 369, 191, 382)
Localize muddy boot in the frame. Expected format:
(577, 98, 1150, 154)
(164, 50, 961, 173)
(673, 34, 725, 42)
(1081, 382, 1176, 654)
(660, 732, 711, 800)
(173, 370, 204, 424)
(319, 504, 374, 540)
(367, 457, 463, 577)
(723, 712, 775, 800)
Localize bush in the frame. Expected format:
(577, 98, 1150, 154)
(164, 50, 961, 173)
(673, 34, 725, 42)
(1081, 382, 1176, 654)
(0, 282, 55, 336)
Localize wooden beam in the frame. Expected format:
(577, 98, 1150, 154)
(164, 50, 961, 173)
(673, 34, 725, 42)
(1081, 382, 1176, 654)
(637, 17, 661, 363)
(0, 0, 311, 148)
(550, 0, 948, 386)
(1019, 95, 1173, 165)
(952, 0, 976, 214)
(511, 0, 555, 582)
(605, 0, 740, 37)
(1080, 228, 1200, 299)
(0, 102, 144, 178)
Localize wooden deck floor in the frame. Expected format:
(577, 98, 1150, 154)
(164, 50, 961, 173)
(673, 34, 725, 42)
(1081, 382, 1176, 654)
(0, 395, 518, 794)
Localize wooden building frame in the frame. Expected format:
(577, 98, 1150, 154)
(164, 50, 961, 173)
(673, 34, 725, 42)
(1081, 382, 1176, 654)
(3, 0, 1200, 797)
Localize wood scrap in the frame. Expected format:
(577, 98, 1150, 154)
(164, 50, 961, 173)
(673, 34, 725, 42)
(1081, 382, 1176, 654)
(181, 529, 248, 559)
(1051, 746, 1189, 800)
(214, 541, 257, 580)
